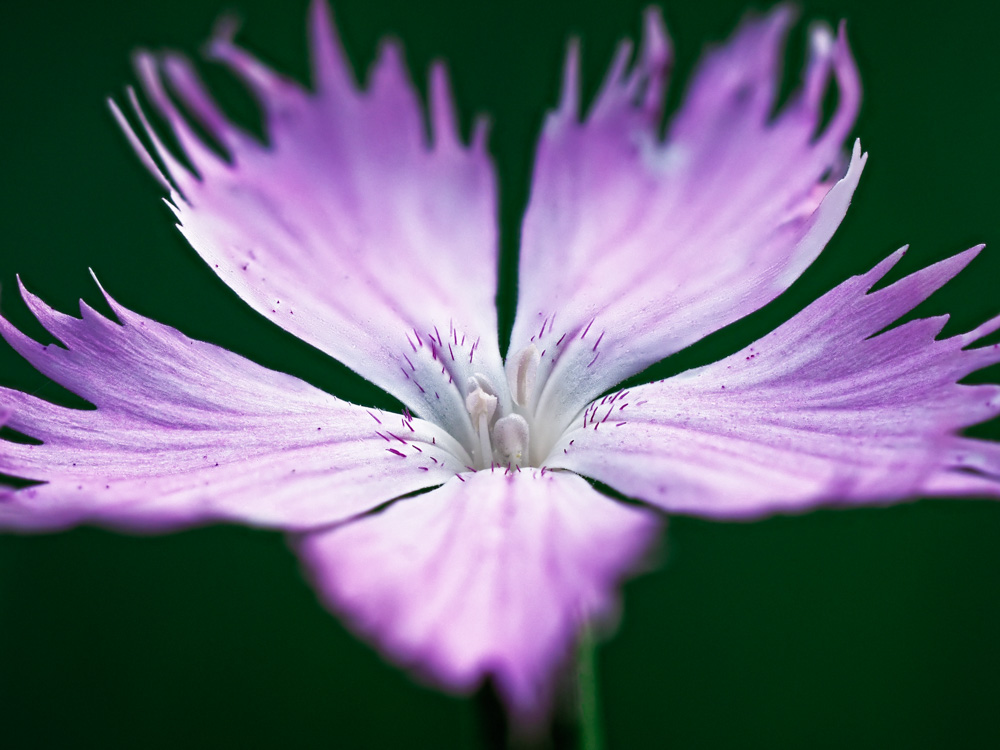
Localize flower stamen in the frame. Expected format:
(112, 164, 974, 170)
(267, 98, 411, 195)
(506, 343, 540, 407)
(465, 376, 498, 469)
(494, 414, 530, 467)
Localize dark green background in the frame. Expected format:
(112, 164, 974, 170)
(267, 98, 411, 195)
(1, 0, 998, 747)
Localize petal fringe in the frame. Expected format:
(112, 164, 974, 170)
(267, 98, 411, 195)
(113, 0, 504, 450)
(552, 248, 1000, 518)
(0, 280, 464, 532)
(512, 7, 864, 438)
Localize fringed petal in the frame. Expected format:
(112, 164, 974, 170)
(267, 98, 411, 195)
(0, 280, 465, 532)
(113, 0, 503, 451)
(512, 7, 863, 437)
(550, 248, 1000, 518)
(294, 469, 660, 732)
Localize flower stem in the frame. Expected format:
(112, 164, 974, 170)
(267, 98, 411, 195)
(474, 629, 605, 750)
(575, 625, 604, 750)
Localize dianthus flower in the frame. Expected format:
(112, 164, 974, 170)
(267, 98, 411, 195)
(2, 0, 999, 733)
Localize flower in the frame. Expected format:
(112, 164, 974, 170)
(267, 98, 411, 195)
(1, 0, 999, 731)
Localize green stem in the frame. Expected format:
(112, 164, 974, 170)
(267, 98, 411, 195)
(474, 630, 605, 750)
(576, 626, 604, 750)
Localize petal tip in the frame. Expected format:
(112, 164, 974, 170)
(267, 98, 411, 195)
(471, 114, 492, 151)
(558, 37, 582, 120)
(86, 269, 117, 312)
(211, 13, 242, 47)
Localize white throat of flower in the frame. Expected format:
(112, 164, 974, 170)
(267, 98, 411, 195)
(464, 344, 540, 470)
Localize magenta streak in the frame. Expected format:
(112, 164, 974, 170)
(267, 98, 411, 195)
(587, 352, 600, 368)
(580, 318, 595, 340)
(405, 333, 417, 352)
(538, 318, 547, 339)
(434, 327, 444, 347)
(387, 448, 406, 458)
(416, 383, 426, 394)
(457, 474, 466, 482)
(414, 329, 423, 347)
(615, 422, 627, 427)
(430, 456, 438, 464)
(401, 368, 411, 380)
(461, 333, 466, 345)
(592, 331, 604, 352)
(556, 333, 566, 346)
(418, 467, 429, 471)
(448, 343, 455, 361)
(374, 431, 390, 442)
(386, 432, 408, 445)
(412, 443, 422, 452)
(403, 354, 416, 371)
(367, 411, 383, 425)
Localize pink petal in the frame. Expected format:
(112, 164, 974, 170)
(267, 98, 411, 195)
(0, 280, 466, 532)
(112, 0, 504, 449)
(511, 7, 864, 436)
(550, 248, 1000, 518)
(293, 469, 660, 728)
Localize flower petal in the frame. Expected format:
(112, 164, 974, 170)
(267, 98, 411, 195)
(113, 0, 504, 448)
(293, 469, 660, 728)
(0, 281, 466, 532)
(510, 7, 863, 436)
(550, 248, 1000, 518)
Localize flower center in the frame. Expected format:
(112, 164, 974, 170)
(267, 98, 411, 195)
(463, 344, 541, 470)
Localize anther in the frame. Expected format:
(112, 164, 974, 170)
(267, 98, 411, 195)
(466, 373, 498, 397)
(493, 414, 530, 466)
(466, 381, 498, 468)
(465, 385, 497, 424)
(506, 344, 540, 407)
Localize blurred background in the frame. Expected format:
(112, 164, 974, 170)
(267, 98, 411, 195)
(1, 0, 998, 747)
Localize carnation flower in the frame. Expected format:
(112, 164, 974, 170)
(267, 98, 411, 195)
(2, 0, 998, 737)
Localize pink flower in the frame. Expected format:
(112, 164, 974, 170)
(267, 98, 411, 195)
(2, 0, 998, 729)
